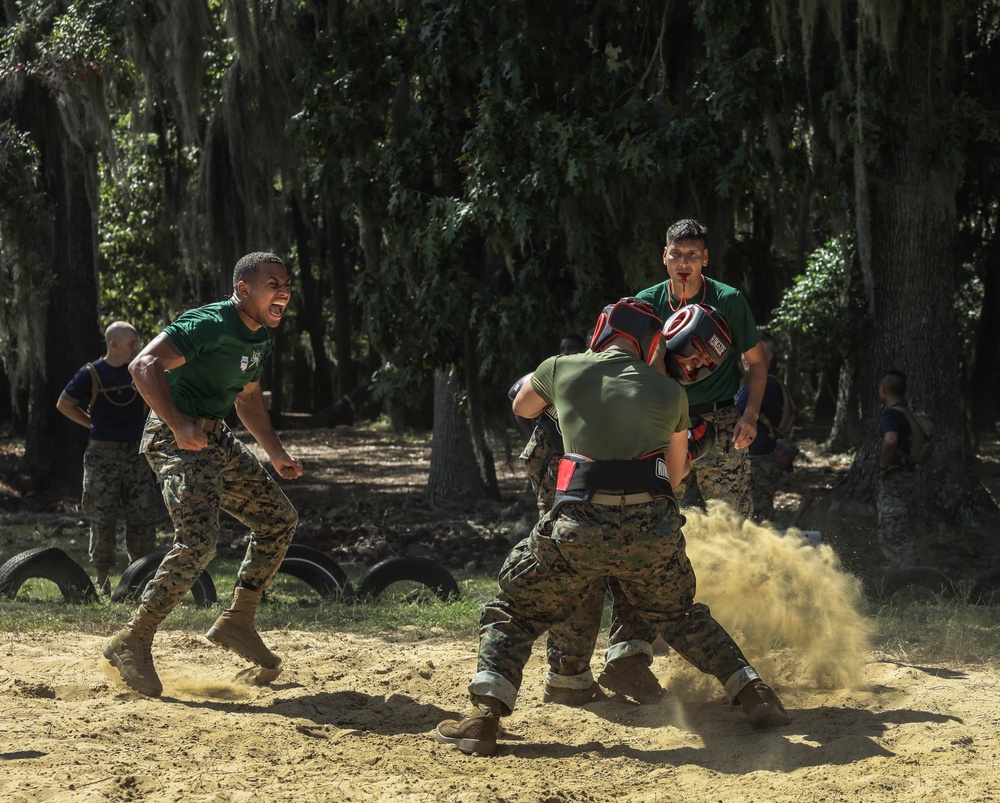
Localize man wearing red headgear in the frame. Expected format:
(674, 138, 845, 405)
(436, 299, 789, 757)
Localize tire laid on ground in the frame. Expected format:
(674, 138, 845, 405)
(355, 556, 460, 602)
(111, 550, 217, 608)
(968, 567, 1000, 605)
(277, 544, 353, 600)
(0, 547, 98, 603)
(880, 566, 956, 602)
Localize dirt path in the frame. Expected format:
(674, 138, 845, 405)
(2, 628, 998, 802)
(3, 425, 1000, 801)
(3, 505, 1000, 802)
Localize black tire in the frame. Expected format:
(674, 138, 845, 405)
(880, 566, 956, 602)
(968, 567, 1000, 605)
(0, 547, 98, 604)
(355, 556, 460, 602)
(277, 544, 353, 600)
(110, 550, 217, 608)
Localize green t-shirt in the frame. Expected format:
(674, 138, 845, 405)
(636, 275, 760, 406)
(529, 350, 689, 460)
(162, 300, 272, 420)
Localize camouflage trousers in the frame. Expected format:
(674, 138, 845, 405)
(139, 417, 298, 617)
(520, 429, 658, 680)
(677, 405, 752, 519)
(470, 498, 753, 714)
(877, 468, 919, 568)
(82, 443, 161, 570)
(544, 575, 658, 683)
(749, 450, 782, 524)
(519, 425, 557, 515)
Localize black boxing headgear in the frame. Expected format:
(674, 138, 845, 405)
(662, 304, 732, 384)
(588, 298, 664, 365)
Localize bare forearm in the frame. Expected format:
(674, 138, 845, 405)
(56, 394, 90, 429)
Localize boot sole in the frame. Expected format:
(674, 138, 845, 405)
(102, 642, 162, 697)
(205, 627, 282, 671)
(542, 686, 605, 706)
(597, 671, 664, 705)
(434, 723, 497, 756)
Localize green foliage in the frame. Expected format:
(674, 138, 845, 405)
(0, 122, 54, 394)
(97, 117, 189, 336)
(770, 237, 864, 373)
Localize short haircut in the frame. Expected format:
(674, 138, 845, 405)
(881, 368, 907, 396)
(104, 321, 136, 345)
(559, 333, 587, 355)
(666, 219, 708, 247)
(233, 252, 284, 289)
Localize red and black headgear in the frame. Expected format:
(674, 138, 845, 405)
(589, 298, 664, 365)
(662, 304, 732, 384)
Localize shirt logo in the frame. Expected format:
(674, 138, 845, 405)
(240, 351, 263, 373)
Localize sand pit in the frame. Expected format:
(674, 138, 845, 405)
(3, 504, 999, 802)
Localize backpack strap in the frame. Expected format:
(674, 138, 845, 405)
(85, 363, 101, 413)
(85, 362, 138, 410)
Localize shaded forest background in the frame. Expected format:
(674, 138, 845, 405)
(1, 1, 999, 544)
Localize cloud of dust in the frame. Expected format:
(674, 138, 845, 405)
(680, 501, 872, 691)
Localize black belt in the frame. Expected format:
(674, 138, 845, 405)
(689, 398, 735, 415)
(89, 440, 139, 451)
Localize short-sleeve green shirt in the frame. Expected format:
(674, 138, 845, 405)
(162, 300, 272, 420)
(529, 350, 689, 460)
(636, 275, 760, 406)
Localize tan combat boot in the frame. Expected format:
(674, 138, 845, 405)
(542, 681, 604, 706)
(206, 586, 281, 670)
(436, 712, 500, 755)
(103, 604, 166, 697)
(735, 680, 791, 729)
(598, 653, 665, 704)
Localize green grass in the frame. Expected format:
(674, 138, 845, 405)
(5, 526, 1000, 666)
(0, 534, 500, 639)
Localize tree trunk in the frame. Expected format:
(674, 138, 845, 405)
(291, 194, 333, 412)
(17, 87, 100, 493)
(823, 358, 860, 454)
(424, 368, 487, 506)
(328, 215, 358, 397)
(970, 252, 1000, 441)
(833, 12, 1000, 551)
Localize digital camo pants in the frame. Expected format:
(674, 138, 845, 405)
(470, 499, 752, 714)
(749, 450, 782, 524)
(878, 469, 919, 569)
(139, 419, 298, 617)
(678, 405, 752, 519)
(82, 444, 161, 570)
(519, 427, 658, 681)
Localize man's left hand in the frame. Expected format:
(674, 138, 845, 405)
(732, 415, 757, 449)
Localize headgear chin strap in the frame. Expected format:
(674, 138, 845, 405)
(662, 304, 732, 384)
(589, 298, 664, 365)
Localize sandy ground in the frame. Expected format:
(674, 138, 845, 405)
(3, 505, 1000, 803)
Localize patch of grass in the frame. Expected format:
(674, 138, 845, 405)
(0, 549, 498, 639)
(868, 595, 1000, 666)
